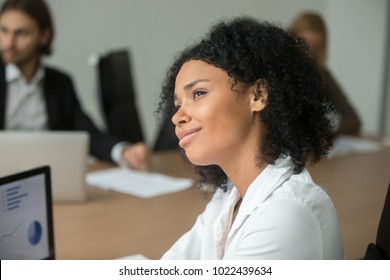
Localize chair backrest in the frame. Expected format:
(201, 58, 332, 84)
(375, 182, 390, 257)
(153, 116, 179, 152)
(364, 182, 390, 259)
(98, 49, 144, 143)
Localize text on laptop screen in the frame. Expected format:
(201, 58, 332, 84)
(0, 167, 54, 260)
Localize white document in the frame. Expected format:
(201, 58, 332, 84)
(116, 254, 149, 260)
(86, 168, 193, 198)
(328, 136, 384, 158)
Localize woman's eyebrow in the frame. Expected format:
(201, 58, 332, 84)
(174, 79, 210, 102)
(183, 79, 209, 90)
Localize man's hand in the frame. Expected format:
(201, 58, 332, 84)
(122, 142, 150, 171)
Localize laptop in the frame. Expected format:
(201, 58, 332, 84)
(0, 166, 55, 260)
(0, 131, 89, 202)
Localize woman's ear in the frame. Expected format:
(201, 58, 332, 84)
(251, 79, 269, 112)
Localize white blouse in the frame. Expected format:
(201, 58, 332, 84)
(161, 156, 344, 260)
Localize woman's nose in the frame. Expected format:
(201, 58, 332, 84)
(172, 107, 191, 127)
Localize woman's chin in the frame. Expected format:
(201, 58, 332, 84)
(184, 150, 213, 166)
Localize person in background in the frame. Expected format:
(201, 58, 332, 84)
(0, 0, 149, 170)
(158, 17, 344, 259)
(289, 11, 361, 135)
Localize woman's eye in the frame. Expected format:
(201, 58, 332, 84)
(193, 90, 206, 99)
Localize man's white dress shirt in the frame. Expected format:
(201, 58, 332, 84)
(5, 64, 47, 130)
(4, 63, 125, 164)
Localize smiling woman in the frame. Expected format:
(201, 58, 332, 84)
(172, 60, 261, 171)
(157, 16, 344, 260)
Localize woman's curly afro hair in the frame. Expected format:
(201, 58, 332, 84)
(157, 16, 336, 189)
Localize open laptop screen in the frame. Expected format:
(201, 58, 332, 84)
(0, 166, 55, 260)
(0, 131, 89, 202)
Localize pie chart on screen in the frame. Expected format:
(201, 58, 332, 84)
(28, 221, 42, 245)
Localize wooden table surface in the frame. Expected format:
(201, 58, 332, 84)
(53, 145, 390, 260)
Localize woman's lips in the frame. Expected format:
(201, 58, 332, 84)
(177, 128, 201, 147)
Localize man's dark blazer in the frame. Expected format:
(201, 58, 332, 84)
(0, 59, 120, 162)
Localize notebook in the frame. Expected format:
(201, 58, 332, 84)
(0, 166, 55, 260)
(0, 131, 89, 201)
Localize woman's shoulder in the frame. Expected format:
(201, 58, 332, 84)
(256, 170, 338, 231)
(272, 170, 334, 209)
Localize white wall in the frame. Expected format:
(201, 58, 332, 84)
(326, 0, 388, 135)
(34, 0, 388, 143)
(382, 0, 390, 135)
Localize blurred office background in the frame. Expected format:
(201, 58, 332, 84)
(3, 0, 388, 145)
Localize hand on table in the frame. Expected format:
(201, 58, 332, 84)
(122, 142, 150, 171)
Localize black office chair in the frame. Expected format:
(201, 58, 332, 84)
(363, 182, 390, 259)
(97, 49, 144, 143)
(153, 116, 179, 152)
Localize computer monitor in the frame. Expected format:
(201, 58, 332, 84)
(0, 166, 55, 260)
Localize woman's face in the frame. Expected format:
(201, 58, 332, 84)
(172, 59, 265, 167)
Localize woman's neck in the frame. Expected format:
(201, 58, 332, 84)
(222, 153, 268, 198)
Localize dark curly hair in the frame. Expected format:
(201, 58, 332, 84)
(157, 16, 336, 189)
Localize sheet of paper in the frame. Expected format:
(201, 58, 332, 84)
(328, 136, 384, 158)
(116, 254, 149, 260)
(86, 168, 193, 198)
